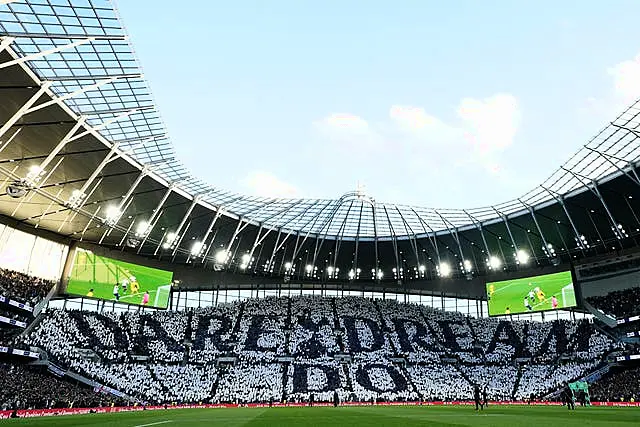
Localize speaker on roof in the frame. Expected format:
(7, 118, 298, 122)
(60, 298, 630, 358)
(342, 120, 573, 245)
(6, 181, 29, 198)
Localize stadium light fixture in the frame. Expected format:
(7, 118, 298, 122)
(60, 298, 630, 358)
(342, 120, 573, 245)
(66, 188, 86, 209)
(327, 266, 334, 274)
(241, 253, 251, 264)
(614, 223, 628, 239)
(162, 232, 178, 251)
(25, 165, 44, 186)
(214, 249, 229, 264)
(377, 270, 383, 279)
(516, 249, 530, 265)
(191, 241, 205, 256)
(305, 264, 313, 273)
(463, 259, 473, 272)
(418, 265, 425, 273)
(284, 262, 292, 271)
(543, 243, 556, 257)
(348, 269, 355, 280)
(488, 256, 502, 270)
(438, 262, 451, 277)
(135, 220, 151, 237)
(575, 234, 589, 249)
(104, 205, 122, 226)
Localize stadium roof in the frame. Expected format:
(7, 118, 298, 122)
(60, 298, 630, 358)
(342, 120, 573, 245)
(1, 0, 639, 290)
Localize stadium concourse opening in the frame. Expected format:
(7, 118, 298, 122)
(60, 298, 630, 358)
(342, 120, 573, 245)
(1, 0, 640, 425)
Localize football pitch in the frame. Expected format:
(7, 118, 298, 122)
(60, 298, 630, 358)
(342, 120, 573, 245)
(66, 249, 173, 309)
(487, 271, 577, 316)
(3, 406, 639, 427)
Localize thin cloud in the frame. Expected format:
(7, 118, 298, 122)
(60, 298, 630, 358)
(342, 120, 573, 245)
(309, 94, 522, 205)
(241, 171, 299, 198)
(582, 52, 640, 118)
(313, 113, 386, 152)
(607, 53, 640, 102)
(314, 93, 521, 173)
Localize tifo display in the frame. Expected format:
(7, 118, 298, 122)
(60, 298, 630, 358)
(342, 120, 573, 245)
(486, 271, 577, 316)
(19, 295, 617, 405)
(66, 249, 173, 309)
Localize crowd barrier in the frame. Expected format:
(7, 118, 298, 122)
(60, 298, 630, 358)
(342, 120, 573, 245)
(1, 400, 639, 419)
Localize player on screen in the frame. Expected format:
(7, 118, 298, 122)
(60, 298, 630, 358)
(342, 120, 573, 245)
(488, 284, 495, 297)
(130, 279, 140, 294)
(112, 283, 120, 301)
(505, 307, 511, 315)
(528, 289, 536, 302)
(524, 297, 533, 311)
(552, 295, 559, 309)
(535, 287, 546, 303)
(142, 291, 150, 305)
(87, 288, 94, 298)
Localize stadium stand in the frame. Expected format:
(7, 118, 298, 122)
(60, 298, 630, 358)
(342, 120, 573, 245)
(0, 363, 125, 411)
(19, 296, 620, 405)
(0, 268, 55, 307)
(589, 366, 640, 402)
(586, 287, 640, 319)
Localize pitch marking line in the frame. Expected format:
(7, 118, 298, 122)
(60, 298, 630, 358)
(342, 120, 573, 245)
(134, 421, 173, 427)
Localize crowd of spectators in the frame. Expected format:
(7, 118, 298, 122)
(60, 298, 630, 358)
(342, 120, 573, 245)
(0, 363, 123, 410)
(587, 286, 640, 319)
(514, 361, 598, 400)
(68, 360, 215, 404)
(18, 295, 622, 405)
(0, 268, 54, 306)
(590, 366, 640, 402)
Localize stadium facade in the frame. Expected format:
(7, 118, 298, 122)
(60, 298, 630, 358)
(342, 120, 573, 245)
(0, 0, 639, 318)
(3, 1, 640, 419)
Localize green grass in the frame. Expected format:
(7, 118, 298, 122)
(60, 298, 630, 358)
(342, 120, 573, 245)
(66, 249, 173, 308)
(4, 406, 640, 427)
(486, 270, 577, 316)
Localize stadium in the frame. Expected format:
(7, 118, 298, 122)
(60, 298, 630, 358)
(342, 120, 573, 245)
(0, 0, 639, 426)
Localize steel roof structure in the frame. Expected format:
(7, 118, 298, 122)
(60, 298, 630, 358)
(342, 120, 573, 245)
(1, 0, 640, 294)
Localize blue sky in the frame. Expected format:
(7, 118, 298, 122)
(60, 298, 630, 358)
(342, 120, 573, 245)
(116, 0, 640, 208)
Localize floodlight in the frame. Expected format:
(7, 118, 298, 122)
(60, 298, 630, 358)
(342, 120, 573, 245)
(135, 221, 150, 236)
(463, 259, 472, 272)
(191, 241, 204, 256)
(377, 270, 383, 279)
(28, 165, 42, 175)
(516, 249, 530, 264)
(488, 256, 502, 269)
(104, 206, 122, 224)
(439, 262, 451, 277)
(418, 265, 426, 273)
(26, 165, 44, 185)
(348, 269, 355, 279)
(214, 249, 228, 264)
(327, 266, 334, 274)
(305, 264, 313, 273)
(241, 253, 251, 264)
(284, 262, 293, 271)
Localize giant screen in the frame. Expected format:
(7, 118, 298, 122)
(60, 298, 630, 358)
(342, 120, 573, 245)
(66, 248, 173, 308)
(486, 270, 577, 316)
